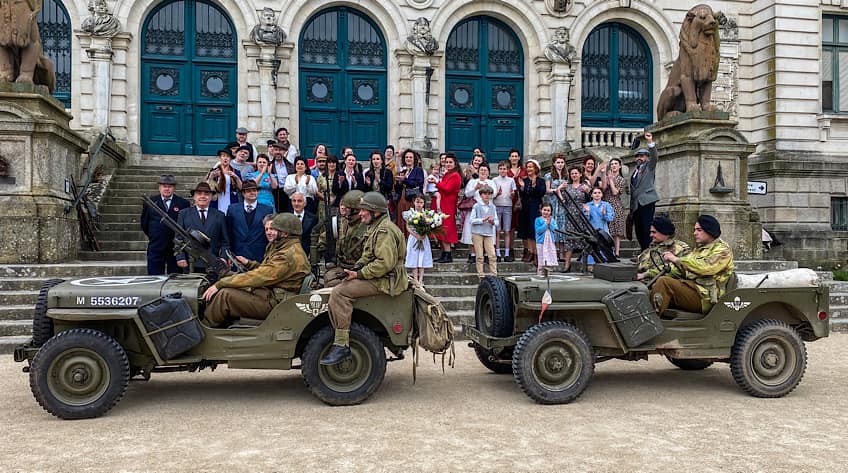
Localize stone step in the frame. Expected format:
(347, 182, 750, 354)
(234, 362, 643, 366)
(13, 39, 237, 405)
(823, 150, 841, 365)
(99, 240, 148, 251)
(0, 305, 34, 320)
(828, 294, 848, 307)
(0, 320, 32, 337)
(100, 222, 143, 232)
(0, 336, 31, 354)
(96, 231, 146, 241)
(438, 296, 475, 312)
(139, 155, 218, 168)
(79, 250, 146, 261)
(831, 319, 848, 333)
(0, 262, 146, 278)
(424, 285, 477, 298)
(0, 277, 49, 291)
(824, 281, 848, 293)
(829, 305, 848, 319)
(0, 290, 39, 306)
(96, 213, 141, 224)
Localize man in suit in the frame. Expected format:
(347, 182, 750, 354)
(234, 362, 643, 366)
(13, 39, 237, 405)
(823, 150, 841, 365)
(176, 182, 230, 274)
(290, 192, 317, 257)
(269, 140, 295, 213)
(140, 174, 190, 275)
(629, 132, 659, 251)
(226, 180, 274, 263)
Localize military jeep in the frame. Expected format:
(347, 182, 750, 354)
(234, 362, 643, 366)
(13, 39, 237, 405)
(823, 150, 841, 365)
(466, 264, 830, 404)
(15, 274, 415, 419)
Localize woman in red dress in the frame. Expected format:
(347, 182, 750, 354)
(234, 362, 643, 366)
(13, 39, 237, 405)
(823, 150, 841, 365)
(507, 148, 527, 262)
(434, 153, 461, 263)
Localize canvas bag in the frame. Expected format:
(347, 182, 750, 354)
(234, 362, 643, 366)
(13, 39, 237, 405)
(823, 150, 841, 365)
(410, 278, 455, 379)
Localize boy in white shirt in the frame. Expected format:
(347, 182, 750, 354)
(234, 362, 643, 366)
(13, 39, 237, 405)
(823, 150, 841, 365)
(470, 186, 499, 280)
(492, 160, 517, 262)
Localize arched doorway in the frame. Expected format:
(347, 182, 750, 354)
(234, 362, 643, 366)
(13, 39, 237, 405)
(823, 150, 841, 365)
(298, 7, 387, 159)
(37, 0, 72, 107)
(581, 22, 652, 128)
(140, 0, 237, 156)
(445, 16, 524, 162)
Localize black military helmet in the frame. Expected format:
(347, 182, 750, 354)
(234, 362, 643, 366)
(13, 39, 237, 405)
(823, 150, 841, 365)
(358, 191, 388, 213)
(271, 213, 302, 236)
(341, 190, 365, 210)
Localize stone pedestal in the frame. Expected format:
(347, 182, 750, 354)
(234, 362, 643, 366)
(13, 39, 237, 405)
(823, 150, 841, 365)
(647, 111, 762, 259)
(256, 45, 282, 138)
(549, 61, 574, 154)
(0, 83, 89, 263)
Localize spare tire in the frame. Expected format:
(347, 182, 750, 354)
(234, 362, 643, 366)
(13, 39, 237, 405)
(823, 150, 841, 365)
(475, 276, 514, 337)
(31, 279, 65, 347)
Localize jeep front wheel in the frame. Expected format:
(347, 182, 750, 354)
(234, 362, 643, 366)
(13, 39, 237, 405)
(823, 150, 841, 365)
(29, 328, 130, 419)
(730, 319, 807, 398)
(512, 321, 594, 404)
(301, 323, 387, 406)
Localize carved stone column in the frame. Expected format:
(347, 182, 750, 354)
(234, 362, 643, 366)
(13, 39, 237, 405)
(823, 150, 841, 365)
(257, 46, 282, 138)
(410, 55, 435, 152)
(549, 62, 574, 153)
(85, 36, 114, 130)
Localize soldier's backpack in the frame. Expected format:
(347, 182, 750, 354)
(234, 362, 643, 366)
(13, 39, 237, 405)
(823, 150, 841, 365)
(410, 278, 455, 379)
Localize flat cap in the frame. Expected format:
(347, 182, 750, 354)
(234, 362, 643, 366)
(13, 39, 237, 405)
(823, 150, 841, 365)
(235, 127, 249, 134)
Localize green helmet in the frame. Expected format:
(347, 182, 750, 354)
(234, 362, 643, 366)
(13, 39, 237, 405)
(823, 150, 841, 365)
(341, 190, 365, 210)
(359, 191, 388, 213)
(271, 213, 302, 236)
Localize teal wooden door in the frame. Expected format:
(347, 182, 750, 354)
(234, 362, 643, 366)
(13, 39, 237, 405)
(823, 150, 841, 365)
(299, 8, 387, 159)
(581, 23, 652, 128)
(141, 0, 237, 156)
(446, 17, 524, 163)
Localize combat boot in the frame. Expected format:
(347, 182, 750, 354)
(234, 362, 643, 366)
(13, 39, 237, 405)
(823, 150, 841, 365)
(320, 345, 352, 365)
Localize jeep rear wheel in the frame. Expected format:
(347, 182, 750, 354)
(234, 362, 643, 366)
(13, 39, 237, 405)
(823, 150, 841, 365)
(472, 343, 513, 374)
(301, 323, 387, 406)
(512, 322, 594, 404)
(666, 357, 714, 371)
(475, 277, 514, 337)
(31, 279, 65, 347)
(29, 328, 130, 419)
(730, 320, 807, 398)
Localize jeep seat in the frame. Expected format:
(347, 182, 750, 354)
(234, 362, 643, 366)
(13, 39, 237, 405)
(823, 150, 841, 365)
(231, 275, 315, 328)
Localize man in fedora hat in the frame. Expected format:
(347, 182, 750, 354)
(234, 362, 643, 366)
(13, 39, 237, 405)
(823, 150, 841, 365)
(176, 182, 230, 274)
(226, 180, 274, 263)
(141, 174, 190, 275)
(629, 132, 659, 251)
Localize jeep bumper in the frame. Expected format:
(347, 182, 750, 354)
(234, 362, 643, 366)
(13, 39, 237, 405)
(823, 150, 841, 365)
(13, 340, 36, 363)
(463, 325, 521, 349)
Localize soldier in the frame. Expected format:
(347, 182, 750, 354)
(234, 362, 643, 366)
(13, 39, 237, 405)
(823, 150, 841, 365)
(635, 216, 690, 282)
(321, 192, 409, 365)
(140, 174, 189, 275)
(323, 190, 367, 287)
(201, 213, 311, 328)
(650, 215, 735, 316)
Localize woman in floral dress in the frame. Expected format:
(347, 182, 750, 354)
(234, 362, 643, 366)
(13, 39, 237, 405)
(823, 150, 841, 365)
(562, 166, 591, 272)
(600, 157, 627, 257)
(545, 154, 569, 259)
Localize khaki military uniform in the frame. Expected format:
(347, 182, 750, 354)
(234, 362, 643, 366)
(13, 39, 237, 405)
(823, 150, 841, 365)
(637, 239, 690, 279)
(327, 214, 408, 330)
(205, 237, 311, 326)
(324, 215, 369, 287)
(651, 238, 734, 315)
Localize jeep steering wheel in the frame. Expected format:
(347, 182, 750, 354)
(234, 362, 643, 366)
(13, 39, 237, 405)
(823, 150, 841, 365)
(645, 251, 671, 289)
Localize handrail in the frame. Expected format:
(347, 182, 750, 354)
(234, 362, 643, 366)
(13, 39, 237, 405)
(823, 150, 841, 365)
(64, 129, 121, 214)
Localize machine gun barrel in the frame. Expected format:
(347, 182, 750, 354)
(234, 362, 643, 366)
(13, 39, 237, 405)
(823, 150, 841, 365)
(555, 188, 619, 264)
(323, 173, 337, 266)
(141, 195, 229, 276)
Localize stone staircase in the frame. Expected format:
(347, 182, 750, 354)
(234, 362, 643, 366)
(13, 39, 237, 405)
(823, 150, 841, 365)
(0, 159, 845, 354)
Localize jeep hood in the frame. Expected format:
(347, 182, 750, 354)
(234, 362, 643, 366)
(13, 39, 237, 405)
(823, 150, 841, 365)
(48, 275, 206, 309)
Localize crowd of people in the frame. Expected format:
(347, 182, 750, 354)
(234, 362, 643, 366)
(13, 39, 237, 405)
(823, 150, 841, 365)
(141, 127, 735, 332)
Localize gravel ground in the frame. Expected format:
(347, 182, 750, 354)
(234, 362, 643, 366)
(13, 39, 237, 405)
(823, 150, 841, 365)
(1, 335, 846, 472)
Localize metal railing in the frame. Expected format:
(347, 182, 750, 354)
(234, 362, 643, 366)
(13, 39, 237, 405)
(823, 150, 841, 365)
(580, 127, 642, 148)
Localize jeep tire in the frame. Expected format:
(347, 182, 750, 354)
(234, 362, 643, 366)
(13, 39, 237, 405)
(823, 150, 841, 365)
(730, 319, 807, 398)
(512, 321, 594, 404)
(475, 277, 514, 337)
(31, 279, 65, 347)
(302, 323, 387, 406)
(665, 356, 714, 371)
(29, 328, 130, 419)
(472, 343, 513, 374)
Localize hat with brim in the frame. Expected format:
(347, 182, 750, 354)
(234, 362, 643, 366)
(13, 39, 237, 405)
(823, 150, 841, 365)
(235, 127, 249, 134)
(267, 140, 281, 148)
(158, 174, 177, 185)
(238, 145, 251, 153)
(241, 180, 258, 192)
(217, 148, 234, 159)
(525, 159, 541, 170)
(190, 182, 216, 195)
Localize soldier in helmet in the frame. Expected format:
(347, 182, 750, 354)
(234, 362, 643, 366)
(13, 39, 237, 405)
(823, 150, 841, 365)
(321, 192, 409, 365)
(201, 213, 311, 327)
(323, 189, 369, 287)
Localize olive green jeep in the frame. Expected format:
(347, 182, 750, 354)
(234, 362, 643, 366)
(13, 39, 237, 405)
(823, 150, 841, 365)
(466, 264, 830, 404)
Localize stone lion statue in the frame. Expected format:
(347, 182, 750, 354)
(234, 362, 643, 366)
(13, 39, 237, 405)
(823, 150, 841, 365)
(656, 4, 720, 121)
(0, 0, 55, 92)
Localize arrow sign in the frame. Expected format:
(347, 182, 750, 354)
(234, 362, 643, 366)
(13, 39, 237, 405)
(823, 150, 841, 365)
(747, 181, 767, 195)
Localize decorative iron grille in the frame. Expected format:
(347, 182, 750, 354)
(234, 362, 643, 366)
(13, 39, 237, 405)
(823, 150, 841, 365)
(37, 0, 72, 106)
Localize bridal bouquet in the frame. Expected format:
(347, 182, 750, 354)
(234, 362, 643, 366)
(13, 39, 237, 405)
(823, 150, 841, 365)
(402, 208, 448, 250)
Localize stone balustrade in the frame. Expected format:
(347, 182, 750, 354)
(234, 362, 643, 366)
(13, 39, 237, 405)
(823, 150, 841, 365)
(581, 127, 642, 148)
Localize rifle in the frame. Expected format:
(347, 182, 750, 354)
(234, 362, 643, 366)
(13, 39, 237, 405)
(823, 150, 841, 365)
(323, 172, 337, 267)
(141, 195, 232, 278)
(554, 187, 619, 264)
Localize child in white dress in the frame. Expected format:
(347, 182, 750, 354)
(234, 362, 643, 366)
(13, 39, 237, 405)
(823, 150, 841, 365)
(404, 193, 433, 283)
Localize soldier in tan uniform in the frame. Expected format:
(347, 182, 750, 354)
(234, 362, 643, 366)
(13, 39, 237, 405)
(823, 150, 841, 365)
(650, 215, 735, 316)
(321, 192, 409, 365)
(323, 190, 369, 287)
(202, 213, 311, 327)
(635, 216, 690, 282)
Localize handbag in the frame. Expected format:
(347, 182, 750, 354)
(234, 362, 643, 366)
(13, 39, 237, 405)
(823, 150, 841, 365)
(458, 197, 475, 211)
(404, 188, 418, 202)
